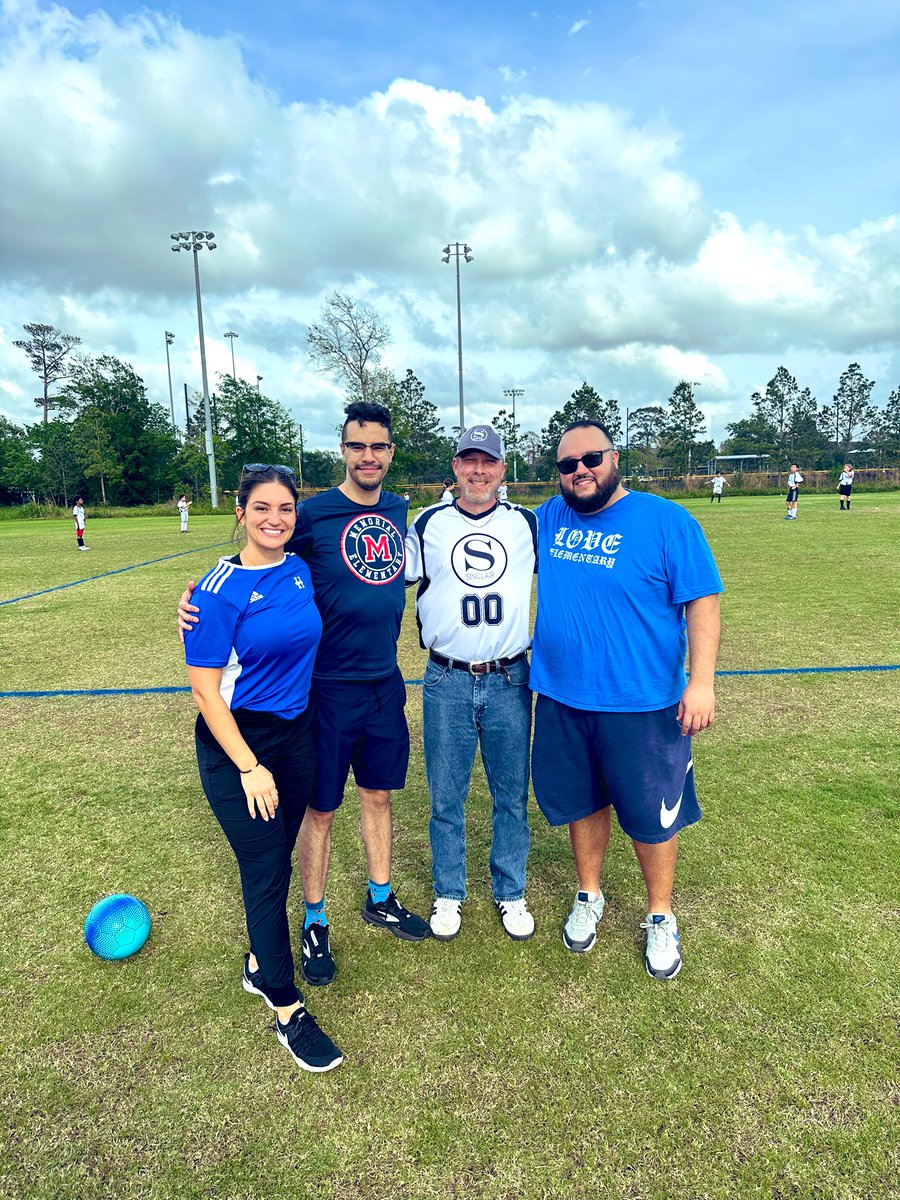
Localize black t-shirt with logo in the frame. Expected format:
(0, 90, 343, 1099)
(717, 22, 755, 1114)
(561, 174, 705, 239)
(288, 488, 407, 681)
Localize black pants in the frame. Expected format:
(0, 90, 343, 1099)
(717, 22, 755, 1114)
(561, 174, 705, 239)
(195, 707, 315, 1007)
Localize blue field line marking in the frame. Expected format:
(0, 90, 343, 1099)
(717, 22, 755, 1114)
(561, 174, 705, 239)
(1, 663, 898, 699)
(0, 543, 232, 607)
(716, 665, 900, 677)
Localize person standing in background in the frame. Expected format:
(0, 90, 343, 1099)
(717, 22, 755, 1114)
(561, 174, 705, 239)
(73, 497, 88, 551)
(177, 494, 192, 533)
(710, 473, 728, 503)
(785, 465, 804, 520)
(838, 464, 854, 510)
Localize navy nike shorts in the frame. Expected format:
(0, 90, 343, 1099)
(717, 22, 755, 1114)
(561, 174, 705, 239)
(531, 695, 701, 844)
(309, 668, 410, 812)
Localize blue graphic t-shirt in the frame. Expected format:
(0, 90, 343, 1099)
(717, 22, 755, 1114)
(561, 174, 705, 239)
(184, 553, 322, 719)
(288, 488, 407, 681)
(530, 491, 723, 712)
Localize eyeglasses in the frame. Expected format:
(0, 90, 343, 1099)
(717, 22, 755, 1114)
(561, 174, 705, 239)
(342, 441, 393, 454)
(241, 463, 296, 479)
(556, 448, 616, 474)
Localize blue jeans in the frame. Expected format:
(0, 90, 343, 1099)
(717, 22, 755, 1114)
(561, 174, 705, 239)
(423, 656, 532, 902)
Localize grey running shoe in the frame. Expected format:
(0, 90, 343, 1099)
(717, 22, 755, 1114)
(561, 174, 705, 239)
(562, 890, 606, 953)
(640, 913, 682, 979)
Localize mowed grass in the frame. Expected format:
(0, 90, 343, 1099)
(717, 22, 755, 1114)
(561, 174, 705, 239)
(1, 493, 898, 1200)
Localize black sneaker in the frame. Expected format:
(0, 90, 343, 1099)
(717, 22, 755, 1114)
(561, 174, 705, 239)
(362, 890, 432, 941)
(275, 1007, 343, 1073)
(300, 922, 336, 987)
(241, 953, 276, 1011)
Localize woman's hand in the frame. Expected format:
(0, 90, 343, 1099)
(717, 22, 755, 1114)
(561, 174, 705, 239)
(239, 764, 279, 821)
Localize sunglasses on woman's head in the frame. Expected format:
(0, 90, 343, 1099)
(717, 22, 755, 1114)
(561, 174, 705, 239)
(241, 463, 296, 479)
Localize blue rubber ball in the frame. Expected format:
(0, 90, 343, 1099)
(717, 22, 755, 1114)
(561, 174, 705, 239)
(84, 894, 152, 960)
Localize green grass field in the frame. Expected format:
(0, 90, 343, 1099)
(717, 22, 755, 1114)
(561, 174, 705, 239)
(2, 493, 898, 1200)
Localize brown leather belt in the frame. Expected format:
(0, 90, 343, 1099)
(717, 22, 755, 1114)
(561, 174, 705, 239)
(428, 651, 527, 676)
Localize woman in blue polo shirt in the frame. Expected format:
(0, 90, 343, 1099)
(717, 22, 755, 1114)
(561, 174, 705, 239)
(185, 465, 342, 1073)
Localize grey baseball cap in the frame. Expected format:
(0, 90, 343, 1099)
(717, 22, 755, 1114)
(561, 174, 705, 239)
(455, 424, 505, 460)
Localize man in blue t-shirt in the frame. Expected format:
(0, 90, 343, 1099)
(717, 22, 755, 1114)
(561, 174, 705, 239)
(530, 420, 723, 981)
(180, 401, 430, 990)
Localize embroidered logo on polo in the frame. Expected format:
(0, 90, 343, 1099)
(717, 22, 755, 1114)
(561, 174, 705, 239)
(340, 514, 405, 584)
(450, 534, 508, 588)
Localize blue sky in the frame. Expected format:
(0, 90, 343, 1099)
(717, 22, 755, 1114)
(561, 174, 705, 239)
(61, 0, 899, 232)
(1, 0, 898, 449)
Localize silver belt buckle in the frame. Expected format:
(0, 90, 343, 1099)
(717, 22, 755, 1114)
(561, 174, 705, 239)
(469, 661, 488, 675)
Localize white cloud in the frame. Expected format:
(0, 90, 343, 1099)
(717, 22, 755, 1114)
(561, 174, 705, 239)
(0, 3, 898, 445)
(498, 65, 528, 84)
(569, 19, 590, 36)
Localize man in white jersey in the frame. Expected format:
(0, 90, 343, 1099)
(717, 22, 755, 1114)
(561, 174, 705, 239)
(405, 426, 538, 942)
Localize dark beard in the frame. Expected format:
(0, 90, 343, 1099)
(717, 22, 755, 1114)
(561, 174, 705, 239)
(559, 465, 621, 514)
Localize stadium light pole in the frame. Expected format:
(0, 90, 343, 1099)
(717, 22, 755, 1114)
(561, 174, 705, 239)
(223, 330, 239, 378)
(503, 387, 524, 482)
(689, 380, 702, 475)
(164, 331, 176, 430)
(171, 230, 219, 507)
(256, 375, 263, 395)
(442, 242, 473, 432)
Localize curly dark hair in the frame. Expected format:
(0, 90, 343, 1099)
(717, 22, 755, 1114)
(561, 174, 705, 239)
(342, 400, 392, 442)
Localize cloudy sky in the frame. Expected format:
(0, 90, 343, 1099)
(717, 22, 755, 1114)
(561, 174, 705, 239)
(1, 0, 898, 451)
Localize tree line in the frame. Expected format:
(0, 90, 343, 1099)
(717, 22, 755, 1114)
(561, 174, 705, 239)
(3, 307, 899, 508)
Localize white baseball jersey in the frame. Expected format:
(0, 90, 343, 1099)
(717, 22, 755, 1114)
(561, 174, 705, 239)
(405, 501, 538, 662)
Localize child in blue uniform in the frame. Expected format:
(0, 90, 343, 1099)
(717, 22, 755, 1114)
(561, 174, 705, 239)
(185, 466, 342, 1073)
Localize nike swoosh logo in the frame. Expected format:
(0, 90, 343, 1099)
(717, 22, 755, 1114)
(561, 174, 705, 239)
(660, 759, 693, 829)
(659, 794, 682, 829)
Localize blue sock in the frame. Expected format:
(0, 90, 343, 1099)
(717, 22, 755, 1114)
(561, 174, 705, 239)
(304, 898, 328, 928)
(369, 879, 391, 905)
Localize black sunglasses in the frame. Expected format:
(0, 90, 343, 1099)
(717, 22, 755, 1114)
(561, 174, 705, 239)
(556, 448, 616, 474)
(241, 463, 296, 479)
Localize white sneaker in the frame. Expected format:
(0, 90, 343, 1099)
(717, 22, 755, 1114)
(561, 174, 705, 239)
(640, 913, 682, 979)
(430, 898, 462, 941)
(562, 890, 605, 953)
(495, 898, 535, 941)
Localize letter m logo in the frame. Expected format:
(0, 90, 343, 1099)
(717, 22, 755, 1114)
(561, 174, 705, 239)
(361, 533, 391, 563)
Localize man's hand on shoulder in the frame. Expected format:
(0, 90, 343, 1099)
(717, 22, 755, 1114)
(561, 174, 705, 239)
(676, 680, 715, 737)
(177, 580, 199, 644)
